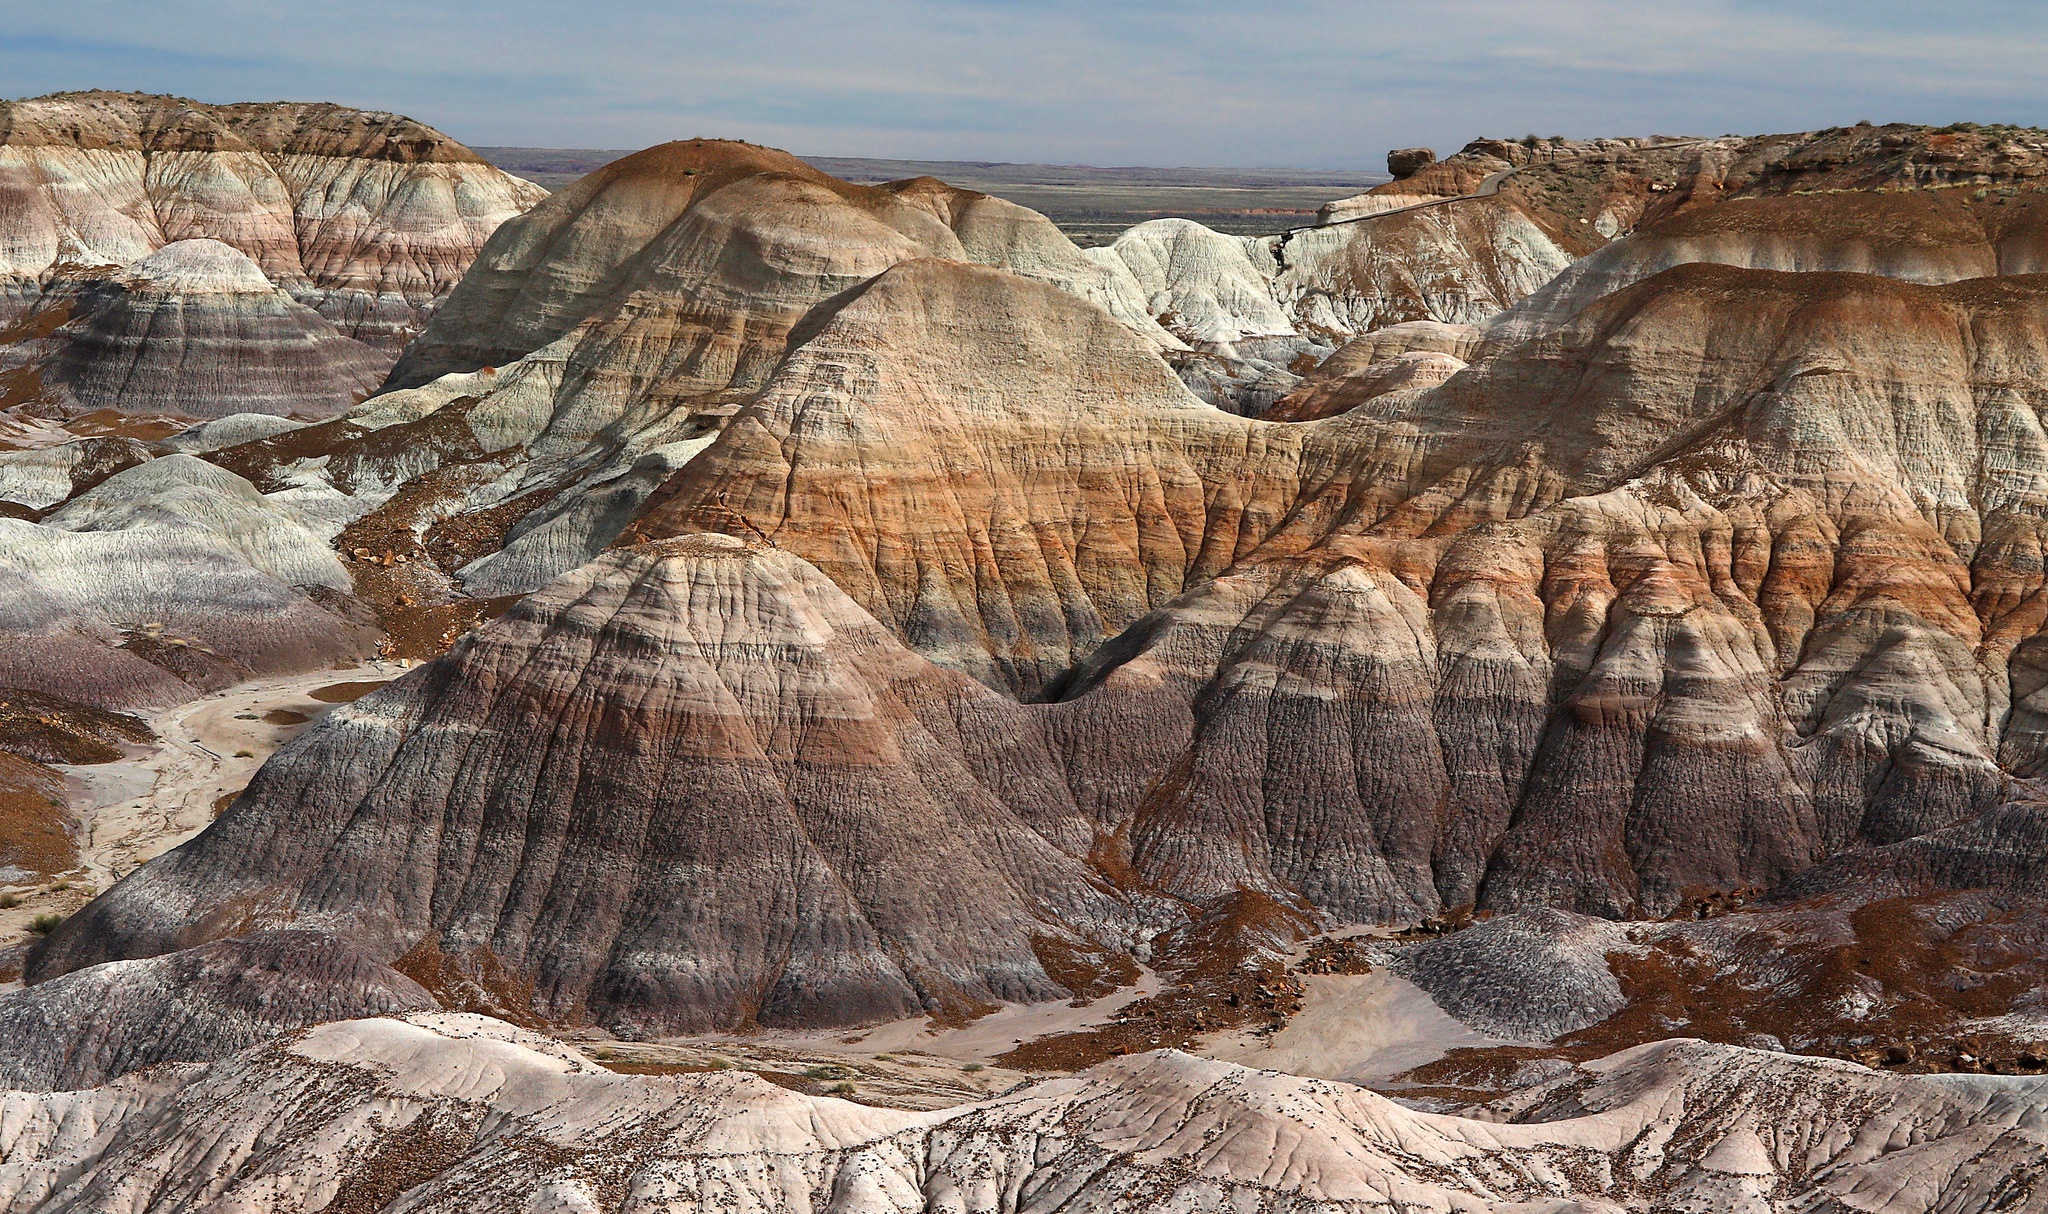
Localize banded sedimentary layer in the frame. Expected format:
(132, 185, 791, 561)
(0, 931, 434, 1090)
(0, 90, 545, 350)
(28, 535, 1143, 1032)
(1, 240, 387, 418)
(42, 242, 2048, 1025)
(0, 90, 542, 428)
(24, 131, 2048, 1082)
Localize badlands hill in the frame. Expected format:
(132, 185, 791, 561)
(0, 90, 543, 420)
(0, 1014, 2037, 1212)
(1104, 122, 2048, 412)
(9, 122, 2048, 1197)
(23, 127, 2048, 1053)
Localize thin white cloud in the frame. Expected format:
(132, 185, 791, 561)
(2, 0, 2044, 166)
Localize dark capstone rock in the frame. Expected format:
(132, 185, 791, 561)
(1387, 147, 1437, 178)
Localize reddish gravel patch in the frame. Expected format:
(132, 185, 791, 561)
(0, 752, 74, 879)
(308, 681, 392, 704)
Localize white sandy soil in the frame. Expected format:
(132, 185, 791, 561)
(0, 661, 407, 955)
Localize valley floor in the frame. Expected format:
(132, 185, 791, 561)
(0, 663, 401, 965)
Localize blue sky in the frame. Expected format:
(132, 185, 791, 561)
(2, 1, 2044, 168)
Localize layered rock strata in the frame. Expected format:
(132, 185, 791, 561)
(1262, 318, 1474, 421)
(54, 252, 2048, 1020)
(28, 535, 1143, 1032)
(0, 1013, 2037, 1213)
(1112, 124, 2048, 360)
(0, 453, 372, 708)
(0, 90, 545, 351)
(1390, 802, 2048, 1072)
(1, 240, 387, 418)
(30, 127, 2048, 1056)
(636, 258, 2048, 924)
(386, 138, 1175, 391)
(193, 141, 1187, 620)
(1487, 189, 2048, 346)
(0, 931, 435, 1090)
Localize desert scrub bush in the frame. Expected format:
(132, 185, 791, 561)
(27, 912, 63, 934)
(233, 749, 255, 758)
(828, 1081, 856, 1095)
(961, 1062, 985, 1073)
(0, 892, 19, 909)
(805, 1064, 852, 1080)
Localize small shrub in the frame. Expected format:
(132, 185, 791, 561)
(593, 1046, 616, 1060)
(0, 892, 18, 909)
(962, 1062, 985, 1073)
(47, 880, 68, 892)
(805, 1064, 852, 1080)
(233, 749, 255, 758)
(827, 1081, 855, 1095)
(27, 912, 63, 935)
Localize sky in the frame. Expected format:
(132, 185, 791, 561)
(2, 0, 2045, 169)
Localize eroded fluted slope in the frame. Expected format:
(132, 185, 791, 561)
(386, 138, 1174, 392)
(1263, 318, 1472, 421)
(0, 90, 545, 350)
(27, 534, 1142, 1031)
(0, 931, 434, 1090)
(0, 1013, 2038, 1213)
(42, 188, 2048, 1032)
(629, 258, 1377, 696)
(0, 450, 369, 708)
(2, 240, 386, 418)
(1488, 189, 2048, 347)
(209, 141, 1185, 618)
(1271, 191, 1577, 333)
(625, 258, 2048, 923)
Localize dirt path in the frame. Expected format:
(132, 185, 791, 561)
(0, 662, 406, 960)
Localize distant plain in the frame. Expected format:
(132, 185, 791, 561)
(474, 147, 1390, 245)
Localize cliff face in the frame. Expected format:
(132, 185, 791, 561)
(0, 91, 544, 419)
